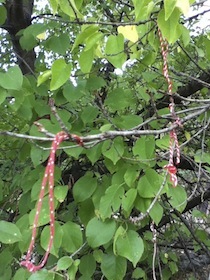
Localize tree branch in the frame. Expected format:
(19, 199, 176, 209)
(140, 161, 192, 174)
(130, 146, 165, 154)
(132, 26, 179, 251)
(139, 189, 210, 234)
(0, 105, 209, 144)
(157, 71, 210, 109)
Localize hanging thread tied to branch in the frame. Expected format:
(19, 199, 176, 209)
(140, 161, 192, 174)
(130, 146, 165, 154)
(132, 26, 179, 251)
(21, 131, 69, 272)
(158, 28, 181, 187)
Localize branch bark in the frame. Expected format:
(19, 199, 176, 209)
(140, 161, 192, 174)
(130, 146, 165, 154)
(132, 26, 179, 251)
(157, 71, 210, 109)
(138, 189, 210, 234)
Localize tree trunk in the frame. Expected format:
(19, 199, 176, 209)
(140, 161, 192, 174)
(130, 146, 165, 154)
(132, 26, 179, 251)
(1, 0, 35, 75)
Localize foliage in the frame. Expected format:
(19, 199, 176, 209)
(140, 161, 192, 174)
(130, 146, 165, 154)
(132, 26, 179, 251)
(0, 0, 210, 279)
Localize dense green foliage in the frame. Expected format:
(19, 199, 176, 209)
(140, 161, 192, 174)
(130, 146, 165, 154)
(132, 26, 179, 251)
(0, 0, 210, 279)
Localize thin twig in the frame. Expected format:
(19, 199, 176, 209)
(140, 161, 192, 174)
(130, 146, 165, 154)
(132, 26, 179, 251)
(174, 210, 210, 257)
(150, 221, 158, 280)
(171, 68, 210, 88)
(32, 14, 152, 26)
(81, 105, 210, 143)
(130, 173, 167, 224)
(177, 41, 209, 75)
(0, 131, 54, 141)
(174, 92, 210, 103)
(49, 98, 70, 134)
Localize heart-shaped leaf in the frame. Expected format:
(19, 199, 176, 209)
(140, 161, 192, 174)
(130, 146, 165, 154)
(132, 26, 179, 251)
(0, 66, 23, 90)
(118, 25, 138, 42)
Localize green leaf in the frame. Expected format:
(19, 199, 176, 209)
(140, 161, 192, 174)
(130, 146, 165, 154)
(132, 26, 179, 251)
(0, 88, 6, 105)
(149, 202, 163, 225)
(124, 166, 139, 187)
(169, 261, 178, 274)
(105, 34, 127, 69)
(28, 270, 54, 280)
(67, 260, 80, 279)
(115, 229, 144, 267)
(37, 70, 52, 87)
(102, 138, 124, 165)
(122, 189, 137, 217)
(137, 169, 166, 198)
(133, 136, 155, 161)
(79, 48, 94, 73)
(61, 221, 83, 253)
(132, 267, 146, 279)
(30, 145, 49, 167)
(19, 24, 47, 50)
(86, 217, 116, 248)
(176, 0, 190, 16)
(49, 0, 58, 14)
(79, 254, 96, 277)
(59, 0, 83, 18)
(101, 253, 127, 280)
(156, 135, 170, 150)
(132, 0, 153, 21)
(157, 8, 182, 44)
(194, 150, 210, 164)
(78, 199, 95, 226)
(104, 88, 135, 112)
(0, 178, 3, 201)
(54, 185, 68, 202)
(113, 226, 127, 255)
(72, 25, 99, 51)
(50, 59, 72, 91)
(85, 143, 102, 164)
(181, 25, 191, 47)
(13, 268, 30, 280)
(65, 145, 83, 159)
(0, 249, 13, 276)
(0, 221, 22, 244)
(0, 5, 6, 25)
(81, 105, 99, 124)
(164, 0, 177, 21)
(29, 196, 58, 227)
(168, 185, 187, 212)
(45, 34, 70, 54)
(19, 33, 37, 51)
(85, 31, 103, 51)
(23, 23, 47, 38)
(99, 184, 124, 219)
(114, 115, 142, 129)
(0, 66, 23, 90)
(86, 77, 106, 91)
(73, 173, 97, 202)
(40, 222, 63, 257)
(57, 256, 73, 271)
(63, 80, 86, 102)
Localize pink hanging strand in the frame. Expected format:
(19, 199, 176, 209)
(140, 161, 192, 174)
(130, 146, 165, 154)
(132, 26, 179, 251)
(21, 131, 69, 272)
(158, 28, 180, 187)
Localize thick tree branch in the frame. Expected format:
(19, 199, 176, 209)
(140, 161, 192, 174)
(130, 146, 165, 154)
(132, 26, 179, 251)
(157, 71, 210, 109)
(139, 189, 210, 235)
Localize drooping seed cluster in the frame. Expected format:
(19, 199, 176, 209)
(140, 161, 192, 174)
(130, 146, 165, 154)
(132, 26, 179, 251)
(158, 28, 180, 187)
(21, 131, 69, 272)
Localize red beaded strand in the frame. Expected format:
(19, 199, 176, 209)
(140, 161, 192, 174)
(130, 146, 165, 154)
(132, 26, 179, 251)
(21, 131, 69, 272)
(158, 28, 180, 187)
